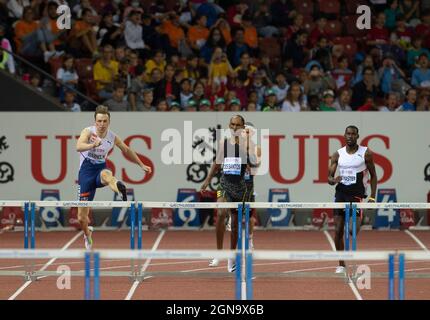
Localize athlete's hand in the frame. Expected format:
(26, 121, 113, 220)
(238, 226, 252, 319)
(329, 176, 342, 185)
(200, 180, 209, 193)
(368, 197, 376, 203)
(142, 165, 152, 174)
(93, 139, 102, 148)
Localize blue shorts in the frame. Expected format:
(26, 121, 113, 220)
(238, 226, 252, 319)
(78, 159, 107, 201)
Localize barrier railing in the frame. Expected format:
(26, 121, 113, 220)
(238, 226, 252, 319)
(1, 201, 430, 300)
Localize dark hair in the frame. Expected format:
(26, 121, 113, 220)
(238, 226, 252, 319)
(94, 105, 110, 119)
(81, 8, 93, 17)
(345, 125, 359, 134)
(208, 27, 226, 48)
(363, 66, 374, 75)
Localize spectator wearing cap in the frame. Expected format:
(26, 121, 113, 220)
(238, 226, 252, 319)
(396, 88, 417, 111)
(199, 98, 212, 111)
(229, 98, 242, 111)
(411, 54, 430, 88)
(184, 99, 198, 111)
(187, 15, 210, 51)
(138, 88, 156, 112)
(214, 97, 226, 111)
(319, 90, 337, 112)
(333, 88, 353, 112)
(283, 30, 308, 69)
(63, 90, 81, 112)
(93, 44, 119, 100)
(303, 64, 335, 98)
(169, 100, 182, 112)
(129, 65, 147, 111)
(200, 27, 227, 64)
(227, 27, 251, 68)
(104, 81, 129, 112)
(351, 66, 379, 110)
(281, 82, 306, 112)
(261, 89, 279, 111)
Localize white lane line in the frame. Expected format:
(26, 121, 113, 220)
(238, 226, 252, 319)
(124, 230, 165, 300)
(8, 231, 83, 300)
(405, 230, 429, 251)
(323, 230, 363, 300)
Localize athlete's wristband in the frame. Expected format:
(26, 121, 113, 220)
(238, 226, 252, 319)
(368, 197, 376, 202)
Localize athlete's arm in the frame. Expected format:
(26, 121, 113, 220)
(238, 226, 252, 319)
(114, 135, 152, 173)
(328, 151, 341, 185)
(365, 149, 377, 202)
(76, 128, 101, 152)
(200, 141, 222, 192)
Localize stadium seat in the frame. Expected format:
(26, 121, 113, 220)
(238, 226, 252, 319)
(345, 0, 369, 15)
(75, 58, 94, 80)
(49, 57, 63, 79)
(82, 79, 101, 103)
(302, 15, 315, 33)
(325, 20, 343, 37)
(293, 0, 315, 17)
(333, 37, 358, 62)
(317, 0, 340, 16)
(258, 37, 281, 63)
(343, 15, 367, 38)
(90, 0, 109, 12)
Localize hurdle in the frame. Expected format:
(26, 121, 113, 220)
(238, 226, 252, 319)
(2, 201, 430, 300)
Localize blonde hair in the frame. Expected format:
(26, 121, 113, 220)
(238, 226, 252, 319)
(94, 105, 110, 119)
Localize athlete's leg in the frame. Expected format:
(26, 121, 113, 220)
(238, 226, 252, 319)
(78, 207, 91, 237)
(334, 214, 346, 267)
(99, 169, 127, 200)
(215, 198, 227, 250)
(230, 210, 238, 250)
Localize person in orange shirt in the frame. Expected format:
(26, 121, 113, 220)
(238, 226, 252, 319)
(187, 15, 210, 51)
(69, 8, 98, 57)
(241, 13, 258, 56)
(161, 12, 185, 50)
(14, 6, 39, 56)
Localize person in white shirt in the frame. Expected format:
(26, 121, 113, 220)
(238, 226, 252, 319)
(281, 81, 307, 112)
(378, 92, 400, 111)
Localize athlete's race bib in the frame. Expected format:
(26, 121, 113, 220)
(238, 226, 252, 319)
(223, 157, 242, 175)
(340, 168, 357, 185)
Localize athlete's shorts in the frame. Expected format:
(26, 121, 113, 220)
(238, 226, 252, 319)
(334, 190, 364, 217)
(78, 159, 107, 201)
(217, 175, 248, 203)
